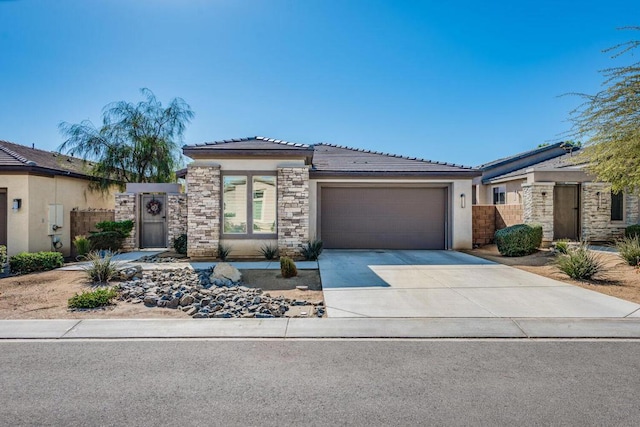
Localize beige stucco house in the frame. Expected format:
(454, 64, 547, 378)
(474, 142, 640, 244)
(0, 140, 116, 257)
(168, 136, 480, 258)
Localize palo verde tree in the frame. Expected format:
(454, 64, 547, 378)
(568, 27, 640, 193)
(59, 88, 194, 190)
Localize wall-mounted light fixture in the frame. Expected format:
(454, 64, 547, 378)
(12, 198, 21, 211)
(460, 193, 466, 208)
(541, 191, 547, 197)
(596, 191, 601, 209)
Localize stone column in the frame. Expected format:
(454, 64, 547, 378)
(522, 183, 555, 242)
(625, 194, 639, 225)
(277, 167, 310, 258)
(167, 193, 187, 248)
(187, 164, 220, 258)
(115, 193, 137, 251)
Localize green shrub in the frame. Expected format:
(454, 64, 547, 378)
(68, 288, 118, 309)
(83, 251, 122, 283)
(495, 224, 543, 257)
(95, 220, 134, 237)
(88, 231, 124, 251)
(173, 234, 187, 255)
(616, 236, 640, 266)
(9, 251, 64, 275)
(73, 235, 91, 258)
(0, 245, 6, 273)
(553, 239, 570, 255)
(218, 243, 231, 261)
(259, 243, 278, 260)
(555, 243, 603, 280)
(624, 224, 640, 239)
(280, 256, 298, 278)
(301, 239, 323, 261)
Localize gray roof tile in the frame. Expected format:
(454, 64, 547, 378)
(0, 139, 96, 177)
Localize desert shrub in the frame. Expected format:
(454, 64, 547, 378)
(83, 251, 122, 283)
(280, 256, 298, 278)
(173, 234, 188, 255)
(68, 288, 118, 309)
(495, 224, 543, 257)
(9, 251, 64, 275)
(624, 224, 640, 239)
(0, 245, 6, 273)
(555, 243, 603, 280)
(218, 243, 231, 261)
(616, 236, 640, 266)
(259, 243, 278, 260)
(553, 239, 570, 255)
(88, 231, 124, 251)
(73, 235, 91, 258)
(301, 239, 323, 261)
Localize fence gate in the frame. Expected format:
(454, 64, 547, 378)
(140, 194, 167, 248)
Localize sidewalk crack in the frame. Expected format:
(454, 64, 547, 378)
(59, 320, 82, 339)
(624, 307, 640, 318)
(510, 318, 530, 338)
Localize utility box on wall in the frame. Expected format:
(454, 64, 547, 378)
(48, 204, 63, 235)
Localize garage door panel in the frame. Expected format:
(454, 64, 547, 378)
(320, 187, 446, 250)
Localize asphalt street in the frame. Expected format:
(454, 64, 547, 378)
(1, 340, 639, 426)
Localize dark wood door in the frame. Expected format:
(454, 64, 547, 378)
(0, 189, 6, 247)
(554, 185, 579, 240)
(140, 194, 167, 248)
(320, 187, 447, 249)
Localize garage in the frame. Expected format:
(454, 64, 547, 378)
(320, 186, 448, 249)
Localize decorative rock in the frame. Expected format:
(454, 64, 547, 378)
(143, 296, 158, 307)
(180, 295, 195, 306)
(211, 262, 242, 283)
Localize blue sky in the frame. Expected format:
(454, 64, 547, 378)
(0, 0, 637, 167)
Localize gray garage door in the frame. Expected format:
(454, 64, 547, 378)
(320, 187, 447, 249)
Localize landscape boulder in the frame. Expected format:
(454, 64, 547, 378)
(211, 262, 242, 283)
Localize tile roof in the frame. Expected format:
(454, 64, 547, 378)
(184, 136, 312, 150)
(476, 141, 566, 169)
(486, 150, 587, 182)
(0, 139, 96, 177)
(311, 143, 476, 174)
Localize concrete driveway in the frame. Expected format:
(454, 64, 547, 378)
(319, 250, 640, 318)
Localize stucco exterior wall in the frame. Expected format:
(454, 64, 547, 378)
(476, 179, 524, 205)
(2, 174, 115, 257)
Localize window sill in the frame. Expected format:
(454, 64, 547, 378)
(221, 234, 278, 240)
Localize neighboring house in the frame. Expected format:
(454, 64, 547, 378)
(474, 142, 639, 243)
(168, 136, 479, 258)
(0, 140, 116, 257)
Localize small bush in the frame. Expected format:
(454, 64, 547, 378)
(68, 288, 118, 309)
(73, 235, 91, 258)
(616, 236, 640, 266)
(495, 224, 543, 257)
(301, 239, 323, 261)
(83, 251, 122, 283)
(95, 220, 134, 237)
(624, 224, 640, 239)
(0, 245, 7, 273)
(173, 234, 188, 255)
(555, 244, 603, 280)
(218, 243, 231, 261)
(88, 231, 124, 251)
(553, 239, 570, 255)
(259, 243, 279, 260)
(280, 256, 298, 278)
(9, 251, 64, 275)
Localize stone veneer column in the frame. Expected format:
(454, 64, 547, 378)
(115, 193, 137, 251)
(277, 167, 309, 258)
(522, 183, 555, 242)
(167, 193, 187, 247)
(187, 164, 220, 258)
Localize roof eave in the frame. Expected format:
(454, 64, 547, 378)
(310, 170, 480, 179)
(183, 147, 314, 161)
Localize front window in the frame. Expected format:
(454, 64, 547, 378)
(493, 186, 506, 205)
(223, 174, 276, 236)
(611, 191, 624, 221)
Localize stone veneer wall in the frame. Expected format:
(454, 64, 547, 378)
(581, 183, 639, 242)
(167, 193, 187, 248)
(522, 183, 555, 242)
(115, 193, 137, 251)
(187, 164, 220, 258)
(277, 167, 309, 258)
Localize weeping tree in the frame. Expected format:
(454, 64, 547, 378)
(568, 27, 640, 193)
(59, 88, 194, 190)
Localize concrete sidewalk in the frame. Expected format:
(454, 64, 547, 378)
(1, 318, 640, 339)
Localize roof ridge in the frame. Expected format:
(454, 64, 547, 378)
(191, 136, 311, 148)
(0, 141, 30, 164)
(314, 142, 474, 169)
